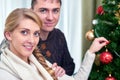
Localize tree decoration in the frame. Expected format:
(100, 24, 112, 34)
(96, 6, 104, 15)
(94, 54, 100, 66)
(115, 7, 120, 24)
(92, 19, 98, 25)
(85, 30, 94, 41)
(100, 50, 113, 64)
(105, 74, 116, 80)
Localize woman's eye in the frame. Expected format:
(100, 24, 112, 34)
(21, 30, 28, 35)
(34, 32, 40, 37)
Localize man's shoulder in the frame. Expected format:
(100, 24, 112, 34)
(53, 28, 64, 36)
(53, 28, 62, 32)
(52, 28, 66, 42)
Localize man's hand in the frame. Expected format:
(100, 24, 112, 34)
(52, 63, 65, 77)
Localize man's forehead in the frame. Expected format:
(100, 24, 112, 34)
(34, 0, 61, 9)
(38, 0, 60, 3)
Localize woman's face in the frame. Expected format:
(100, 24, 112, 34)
(5, 18, 40, 61)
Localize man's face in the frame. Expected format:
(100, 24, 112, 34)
(33, 0, 61, 32)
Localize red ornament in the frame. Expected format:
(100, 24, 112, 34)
(96, 6, 104, 15)
(100, 51, 113, 64)
(105, 76, 116, 80)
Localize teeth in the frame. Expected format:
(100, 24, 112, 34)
(24, 45, 33, 49)
(26, 46, 32, 48)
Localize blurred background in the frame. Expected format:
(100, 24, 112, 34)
(0, 0, 101, 73)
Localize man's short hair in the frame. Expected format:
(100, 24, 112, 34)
(31, 0, 62, 9)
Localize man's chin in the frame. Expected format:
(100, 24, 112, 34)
(47, 28, 54, 32)
(41, 28, 54, 32)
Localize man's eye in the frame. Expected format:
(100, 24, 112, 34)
(53, 9, 60, 14)
(34, 32, 40, 37)
(40, 9, 47, 14)
(21, 31, 28, 35)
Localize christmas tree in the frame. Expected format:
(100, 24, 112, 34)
(86, 0, 120, 80)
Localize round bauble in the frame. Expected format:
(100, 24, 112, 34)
(94, 54, 100, 66)
(105, 75, 116, 80)
(92, 19, 98, 25)
(85, 30, 94, 41)
(100, 51, 113, 64)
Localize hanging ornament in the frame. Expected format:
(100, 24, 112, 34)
(105, 74, 116, 80)
(118, 4, 120, 8)
(85, 30, 94, 41)
(115, 11, 120, 24)
(94, 54, 100, 66)
(96, 6, 104, 15)
(108, 1, 115, 5)
(100, 50, 113, 64)
(114, 5, 120, 25)
(92, 19, 98, 25)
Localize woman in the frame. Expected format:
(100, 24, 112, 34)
(0, 8, 109, 80)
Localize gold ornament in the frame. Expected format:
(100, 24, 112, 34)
(118, 4, 120, 8)
(94, 54, 100, 66)
(115, 4, 120, 25)
(85, 30, 94, 41)
(97, 70, 99, 72)
(115, 11, 120, 25)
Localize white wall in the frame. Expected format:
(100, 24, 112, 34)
(59, 0, 82, 73)
(0, 0, 31, 42)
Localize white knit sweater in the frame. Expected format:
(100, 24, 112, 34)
(0, 47, 95, 80)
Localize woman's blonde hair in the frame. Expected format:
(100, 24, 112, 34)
(4, 8, 42, 33)
(33, 47, 58, 80)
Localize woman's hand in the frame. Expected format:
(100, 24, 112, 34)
(89, 37, 109, 53)
(52, 63, 65, 77)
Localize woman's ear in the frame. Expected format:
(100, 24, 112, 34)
(4, 32, 12, 41)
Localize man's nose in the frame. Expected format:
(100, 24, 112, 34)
(47, 12, 54, 20)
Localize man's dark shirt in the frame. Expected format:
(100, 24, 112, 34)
(37, 28, 75, 76)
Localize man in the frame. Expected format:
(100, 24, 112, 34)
(31, 0, 75, 75)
